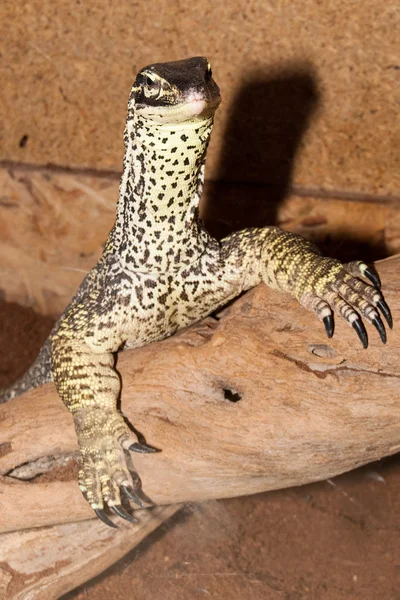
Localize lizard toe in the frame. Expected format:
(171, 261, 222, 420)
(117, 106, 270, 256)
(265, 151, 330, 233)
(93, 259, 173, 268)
(345, 261, 381, 290)
(323, 314, 334, 338)
(110, 505, 138, 523)
(299, 259, 392, 346)
(94, 508, 118, 528)
(372, 314, 387, 344)
(352, 318, 368, 349)
(129, 442, 159, 453)
(377, 299, 393, 329)
(121, 484, 147, 507)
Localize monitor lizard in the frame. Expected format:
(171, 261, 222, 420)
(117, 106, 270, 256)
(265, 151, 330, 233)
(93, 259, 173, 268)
(0, 57, 392, 528)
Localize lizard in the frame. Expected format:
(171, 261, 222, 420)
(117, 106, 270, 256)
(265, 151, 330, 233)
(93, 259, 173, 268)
(0, 56, 392, 528)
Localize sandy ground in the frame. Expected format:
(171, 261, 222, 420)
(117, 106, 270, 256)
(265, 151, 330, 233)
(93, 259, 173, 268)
(1, 300, 400, 600)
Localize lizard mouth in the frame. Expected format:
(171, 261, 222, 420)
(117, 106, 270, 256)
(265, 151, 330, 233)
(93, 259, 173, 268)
(182, 89, 221, 117)
(138, 90, 221, 124)
(184, 97, 221, 117)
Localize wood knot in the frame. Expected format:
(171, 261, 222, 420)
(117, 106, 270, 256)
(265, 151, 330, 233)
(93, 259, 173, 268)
(307, 344, 337, 358)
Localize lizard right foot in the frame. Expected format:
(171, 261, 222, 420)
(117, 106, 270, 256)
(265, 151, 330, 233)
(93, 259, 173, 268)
(74, 408, 156, 527)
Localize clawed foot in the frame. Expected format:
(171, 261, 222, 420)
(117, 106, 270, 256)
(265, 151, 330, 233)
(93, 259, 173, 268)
(300, 260, 392, 348)
(74, 408, 158, 528)
(94, 479, 154, 529)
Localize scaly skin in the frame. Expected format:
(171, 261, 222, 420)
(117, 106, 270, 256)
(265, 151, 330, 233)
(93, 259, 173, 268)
(0, 57, 392, 527)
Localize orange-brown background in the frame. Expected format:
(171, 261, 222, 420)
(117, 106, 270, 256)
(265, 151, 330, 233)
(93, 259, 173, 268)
(1, 0, 399, 194)
(1, 1, 400, 316)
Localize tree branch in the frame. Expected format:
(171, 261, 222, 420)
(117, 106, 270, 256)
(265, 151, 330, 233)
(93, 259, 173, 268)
(0, 257, 399, 536)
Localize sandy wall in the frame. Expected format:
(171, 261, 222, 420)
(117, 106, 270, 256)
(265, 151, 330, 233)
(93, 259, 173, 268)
(1, 1, 399, 196)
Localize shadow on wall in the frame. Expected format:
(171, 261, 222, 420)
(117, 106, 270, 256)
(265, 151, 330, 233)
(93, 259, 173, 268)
(203, 62, 389, 263)
(203, 63, 320, 237)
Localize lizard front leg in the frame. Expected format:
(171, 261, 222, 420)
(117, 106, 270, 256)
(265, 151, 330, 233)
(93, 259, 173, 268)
(51, 307, 154, 527)
(221, 227, 392, 346)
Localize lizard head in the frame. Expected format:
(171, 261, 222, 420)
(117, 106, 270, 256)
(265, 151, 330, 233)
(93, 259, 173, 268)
(130, 57, 221, 124)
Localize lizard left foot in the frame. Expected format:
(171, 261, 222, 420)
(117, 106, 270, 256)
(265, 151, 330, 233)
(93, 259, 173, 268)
(299, 260, 392, 348)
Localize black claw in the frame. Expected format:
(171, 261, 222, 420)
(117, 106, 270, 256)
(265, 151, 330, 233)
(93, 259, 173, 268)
(121, 485, 146, 508)
(323, 314, 334, 338)
(364, 267, 381, 290)
(129, 442, 159, 454)
(372, 315, 387, 344)
(352, 319, 368, 349)
(111, 505, 138, 523)
(94, 508, 118, 528)
(377, 299, 393, 330)
(134, 489, 155, 507)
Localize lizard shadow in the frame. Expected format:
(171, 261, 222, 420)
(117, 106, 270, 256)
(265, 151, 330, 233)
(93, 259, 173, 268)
(202, 63, 388, 263)
(202, 63, 320, 235)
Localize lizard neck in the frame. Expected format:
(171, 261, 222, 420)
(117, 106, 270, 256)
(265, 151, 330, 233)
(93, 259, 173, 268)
(110, 113, 214, 272)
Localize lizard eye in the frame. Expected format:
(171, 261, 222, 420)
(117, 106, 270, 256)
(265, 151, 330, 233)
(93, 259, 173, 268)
(143, 76, 162, 99)
(206, 63, 212, 78)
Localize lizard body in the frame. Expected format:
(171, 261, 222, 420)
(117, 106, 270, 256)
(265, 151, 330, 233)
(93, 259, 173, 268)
(0, 57, 392, 527)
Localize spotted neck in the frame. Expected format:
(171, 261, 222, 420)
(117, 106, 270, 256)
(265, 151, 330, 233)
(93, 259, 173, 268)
(110, 113, 214, 272)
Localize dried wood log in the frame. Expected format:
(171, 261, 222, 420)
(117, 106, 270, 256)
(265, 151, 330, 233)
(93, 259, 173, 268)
(0, 256, 399, 537)
(0, 505, 182, 600)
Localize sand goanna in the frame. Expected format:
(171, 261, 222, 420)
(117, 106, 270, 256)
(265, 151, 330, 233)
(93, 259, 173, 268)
(0, 57, 392, 527)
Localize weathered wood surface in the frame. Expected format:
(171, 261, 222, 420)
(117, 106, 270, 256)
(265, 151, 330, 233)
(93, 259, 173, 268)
(1, 256, 399, 537)
(0, 505, 181, 600)
(1, 165, 400, 316)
